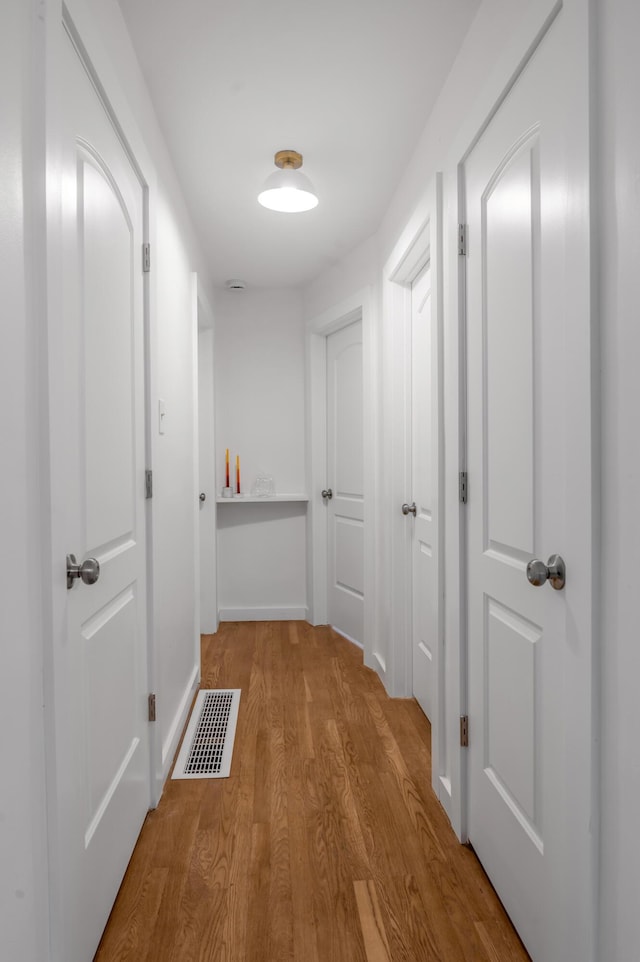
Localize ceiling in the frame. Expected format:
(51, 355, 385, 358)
(117, 0, 480, 289)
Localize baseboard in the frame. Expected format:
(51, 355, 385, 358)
(219, 606, 308, 622)
(374, 651, 386, 675)
(331, 625, 364, 650)
(158, 663, 200, 786)
(437, 775, 454, 827)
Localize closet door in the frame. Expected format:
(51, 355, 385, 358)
(326, 321, 364, 644)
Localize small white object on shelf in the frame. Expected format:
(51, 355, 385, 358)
(251, 473, 275, 497)
(221, 486, 234, 498)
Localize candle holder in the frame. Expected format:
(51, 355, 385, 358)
(221, 486, 234, 498)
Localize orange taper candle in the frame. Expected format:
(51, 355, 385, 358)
(225, 448, 230, 488)
(236, 455, 240, 494)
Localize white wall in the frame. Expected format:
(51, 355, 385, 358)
(215, 287, 307, 619)
(303, 234, 378, 322)
(598, 0, 640, 957)
(0, 3, 50, 959)
(303, 0, 546, 317)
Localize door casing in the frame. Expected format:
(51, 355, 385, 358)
(326, 320, 365, 645)
(382, 175, 446, 809)
(197, 283, 218, 634)
(306, 288, 380, 674)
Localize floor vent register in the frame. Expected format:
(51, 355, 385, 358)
(172, 689, 241, 779)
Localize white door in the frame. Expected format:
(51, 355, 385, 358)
(465, 13, 593, 962)
(50, 27, 151, 962)
(327, 321, 364, 644)
(410, 264, 439, 721)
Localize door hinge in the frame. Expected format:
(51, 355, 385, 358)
(142, 242, 151, 273)
(459, 470, 468, 504)
(148, 693, 156, 722)
(145, 469, 153, 499)
(460, 715, 469, 747)
(458, 224, 467, 256)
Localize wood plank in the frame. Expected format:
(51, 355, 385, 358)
(287, 790, 320, 962)
(94, 623, 530, 962)
(94, 864, 168, 961)
(353, 879, 392, 962)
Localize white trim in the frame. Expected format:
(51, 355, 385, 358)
(441, 176, 467, 842)
(219, 606, 309, 622)
(196, 289, 217, 633)
(305, 287, 380, 676)
(160, 664, 200, 774)
(191, 274, 201, 669)
(382, 260, 412, 697)
(331, 626, 364, 649)
(381, 177, 446, 813)
(197, 328, 218, 634)
(196, 278, 215, 330)
(373, 652, 387, 675)
(143, 197, 159, 807)
(61, 0, 155, 181)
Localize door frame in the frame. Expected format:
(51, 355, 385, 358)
(305, 288, 381, 672)
(43, 2, 161, 947)
(382, 175, 446, 805)
(433, 0, 597, 845)
(451, 0, 597, 954)
(196, 280, 218, 634)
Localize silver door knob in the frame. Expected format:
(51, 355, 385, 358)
(321, 489, 333, 500)
(526, 554, 566, 590)
(67, 553, 100, 590)
(402, 502, 417, 516)
(199, 492, 206, 502)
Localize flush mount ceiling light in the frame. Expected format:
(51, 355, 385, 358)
(257, 149, 319, 213)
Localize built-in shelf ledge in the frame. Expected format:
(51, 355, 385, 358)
(216, 494, 309, 504)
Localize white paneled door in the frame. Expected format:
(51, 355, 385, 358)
(327, 321, 364, 644)
(465, 11, 593, 962)
(50, 27, 151, 962)
(410, 264, 439, 721)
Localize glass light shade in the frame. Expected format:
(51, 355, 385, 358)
(257, 167, 319, 212)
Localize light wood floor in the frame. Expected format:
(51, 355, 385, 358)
(95, 622, 529, 962)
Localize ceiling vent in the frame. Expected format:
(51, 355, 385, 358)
(225, 278, 246, 290)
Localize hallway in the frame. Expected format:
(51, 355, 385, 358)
(94, 624, 528, 961)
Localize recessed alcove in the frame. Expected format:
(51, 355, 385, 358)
(213, 287, 308, 621)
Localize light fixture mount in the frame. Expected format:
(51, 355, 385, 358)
(274, 149, 303, 170)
